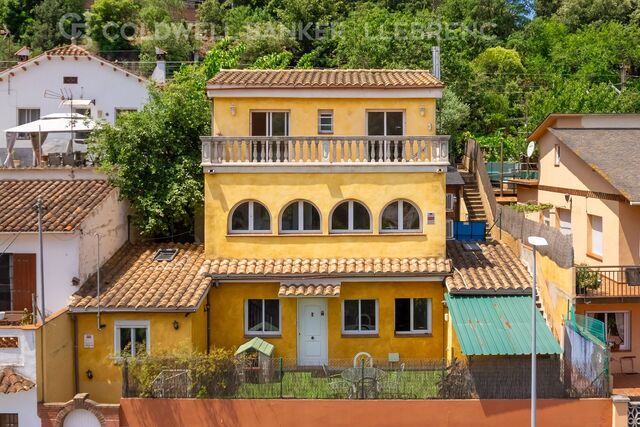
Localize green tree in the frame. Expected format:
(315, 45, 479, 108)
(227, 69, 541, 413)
(0, 0, 42, 42)
(251, 50, 293, 68)
(28, 0, 84, 50)
(87, 0, 139, 53)
(554, 0, 639, 30)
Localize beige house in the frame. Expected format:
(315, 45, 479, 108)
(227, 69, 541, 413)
(517, 114, 640, 374)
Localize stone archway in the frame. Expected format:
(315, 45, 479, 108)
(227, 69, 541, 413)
(54, 393, 107, 427)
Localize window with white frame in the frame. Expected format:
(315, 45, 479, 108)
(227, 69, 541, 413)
(446, 219, 454, 239)
(395, 298, 431, 334)
(330, 200, 371, 233)
(281, 201, 321, 233)
(446, 193, 455, 212)
(381, 200, 421, 232)
(246, 299, 280, 335)
(230, 201, 271, 233)
(586, 311, 630, 351)
(342, 299, 377, 334)
(115, 320, 150, 357)
(554, 144, 561, 166)
(16, 108, 40, 139)
(588, 214, 603, 257)
(318, 110, 333, 134)
(557, 208, 571, 236)
(0, 413, 18, 427)
(542, 209, 551, 226)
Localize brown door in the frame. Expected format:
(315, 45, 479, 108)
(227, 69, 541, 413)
(12, 254, 36, 311)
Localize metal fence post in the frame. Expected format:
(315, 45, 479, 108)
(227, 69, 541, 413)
(361, 358, 365, 399)
(279, 357, 283, 399)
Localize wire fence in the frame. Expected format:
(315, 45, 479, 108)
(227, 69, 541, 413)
(122, 354, 607, 400)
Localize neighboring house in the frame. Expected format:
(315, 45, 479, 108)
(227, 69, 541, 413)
(68, 243, 208, 403)
(446, 166, 464, 239)
(201, 68, 457, 366)
(0, 169, 128, 316)
(0, 45, 150, 166)
(0, 329, 38, 427)
(518, 113, 640, 372)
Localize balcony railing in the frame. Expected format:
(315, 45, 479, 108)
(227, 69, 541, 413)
(201, 135, 449, 166)
(575, 265, 640, 298)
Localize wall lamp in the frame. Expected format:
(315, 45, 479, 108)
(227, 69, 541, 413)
(86, 369, 93, 380)
(419, 104, 426, 116)
(172, 320, 180, 330)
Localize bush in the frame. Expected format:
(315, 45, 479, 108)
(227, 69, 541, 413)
(576, 263, 601, 291)
(125, 348, 240, 398)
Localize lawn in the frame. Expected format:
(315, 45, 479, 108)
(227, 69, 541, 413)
(235, 369, 442, 399)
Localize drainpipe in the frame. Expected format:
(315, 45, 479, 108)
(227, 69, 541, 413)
(73, 313, 79, 394)
(206, 281, 216, 354)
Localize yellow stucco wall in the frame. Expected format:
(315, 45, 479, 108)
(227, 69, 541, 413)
(204, 172, 446, 259)
(75, 309, 204, 403)
(209, 281, 446, 362)
(212, 98, 437, 137)
(39, 311, 75, 403)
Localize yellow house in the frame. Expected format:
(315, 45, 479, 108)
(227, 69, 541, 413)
(67, 243, 209, 403)
(521, 114, 640, 374)
(201, 69, 453, 365)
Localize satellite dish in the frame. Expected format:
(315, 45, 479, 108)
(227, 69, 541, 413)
(526, 141, 535, 158)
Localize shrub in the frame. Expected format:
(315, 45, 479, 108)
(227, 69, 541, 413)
(576, 263, 601, 291)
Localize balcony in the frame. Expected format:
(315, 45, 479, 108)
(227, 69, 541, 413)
(201, 135, 449, 171)
(575, 265, 640, 298)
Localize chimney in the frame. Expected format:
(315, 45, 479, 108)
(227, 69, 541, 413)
(151, 47, 167, 84)
(431, 45, 441, 80)
(15, 46, 31, 63)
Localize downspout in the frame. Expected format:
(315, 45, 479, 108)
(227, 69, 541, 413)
(206, 281, 216, 354)
(73, 313, 79, 394)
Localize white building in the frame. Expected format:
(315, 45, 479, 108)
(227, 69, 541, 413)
(0, 44, 151, 165)
(0, 168, 129, 316)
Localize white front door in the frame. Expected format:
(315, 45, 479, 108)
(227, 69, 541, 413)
(297, 298, 328, 366)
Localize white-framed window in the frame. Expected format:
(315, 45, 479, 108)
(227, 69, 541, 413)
(115, 320, 150, 357)
(229, 201, 271, 234)
(342, 299, 378, 334)
(542, 210, 551, 226)
(380, 200, 421, 232)
(446, 219, 454, 240)
(330, 200, 371, 233)
(245, 299, 281, 335)
(16, 108, 40, 139)
(586, 311, 630, 351)
(557, 208, 572, 236)
(446, 193, 455, 212)
(589, 214, 603, 257)
(251, 111, 289, 137)
(318, 110, 333, 134)
(554, 144, 561, 166)
(280, 201, 321, 233)
(395, 298, 432, 334)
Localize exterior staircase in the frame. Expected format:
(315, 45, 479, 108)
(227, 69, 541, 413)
(460, 172, 487, 222)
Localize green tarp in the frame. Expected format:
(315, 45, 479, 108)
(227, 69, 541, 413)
(446, 294, 561, 356)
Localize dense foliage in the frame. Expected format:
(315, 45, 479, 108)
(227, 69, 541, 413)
(3, 0, 640, 236)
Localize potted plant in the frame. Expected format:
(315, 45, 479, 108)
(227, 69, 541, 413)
(11, 150, 21, 168)
(576, 263, 601, 293)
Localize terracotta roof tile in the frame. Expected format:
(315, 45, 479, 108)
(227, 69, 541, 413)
(0, 180, 113, 232)
(70, 243, 208, 311)
(204, 257, 450, 278)
(208, 69, 444, 90)
(446, 240, 532, 294)
(0, 368, 34, 394)
(279, 283, 341, 297)
(46, 45, 90, 57)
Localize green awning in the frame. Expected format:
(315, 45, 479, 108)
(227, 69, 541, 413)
(235, 337, 274, 357)
(446, 294, 561, 356)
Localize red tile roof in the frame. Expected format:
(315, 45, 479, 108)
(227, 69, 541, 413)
(0, 368, 34, 394)
(208, 69, 444, 89)
(46, 45, 91, 56)
(0, 180, 114, 232)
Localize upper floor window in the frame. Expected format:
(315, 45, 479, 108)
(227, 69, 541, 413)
(588, 214, 603, 258)
(281, 201, 321, 233)
(380, 200, 421, 232)
(330, 200, 371, 233)
(554, 144, 561, 166)
(318, 110, 333, 134)
(446, 193, 455, 212)
(115, 320, 150, 357)
(230, 201, 271, 233)
(63, 76, 78, 84)
(17, 108, 40, 140)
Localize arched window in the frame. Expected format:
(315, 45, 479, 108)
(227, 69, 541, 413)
(281, 201, 321, 233)
(380, 200, 421, 232)
(229, 201, 271, 233)
(330, 200, 372, 233)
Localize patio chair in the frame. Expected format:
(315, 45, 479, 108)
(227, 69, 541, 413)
(353, 352, 374, 368)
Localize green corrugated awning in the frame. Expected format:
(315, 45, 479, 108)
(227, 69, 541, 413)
(446, 294, 561, 356)
(235, 337, 274, 357)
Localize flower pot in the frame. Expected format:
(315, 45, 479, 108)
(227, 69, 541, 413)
(12, 159, 22, 168)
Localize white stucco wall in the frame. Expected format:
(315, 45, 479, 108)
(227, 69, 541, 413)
(0, 54, 150, 150)
(0, 389, 39, 427)
(3, 233, 80, 315)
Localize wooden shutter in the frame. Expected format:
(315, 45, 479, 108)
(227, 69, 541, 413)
(12, 254, 36, 311)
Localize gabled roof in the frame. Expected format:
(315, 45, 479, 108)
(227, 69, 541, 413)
(548, 128, 640, 203)
(208, 69, 444, 90)
(446, 240, 532, 294)
(0, 44, 148, 83)
(0, 180, 114, 233)
(70, 243, 209, 312)
(204, 257, 451, 279)
(0, 367, 35, 394)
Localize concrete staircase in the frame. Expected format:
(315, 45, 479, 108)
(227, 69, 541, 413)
(460, 172, 488, 222)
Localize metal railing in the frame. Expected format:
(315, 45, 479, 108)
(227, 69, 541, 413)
(201, 135, 449, 166)
(575, 265, 640, 298)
